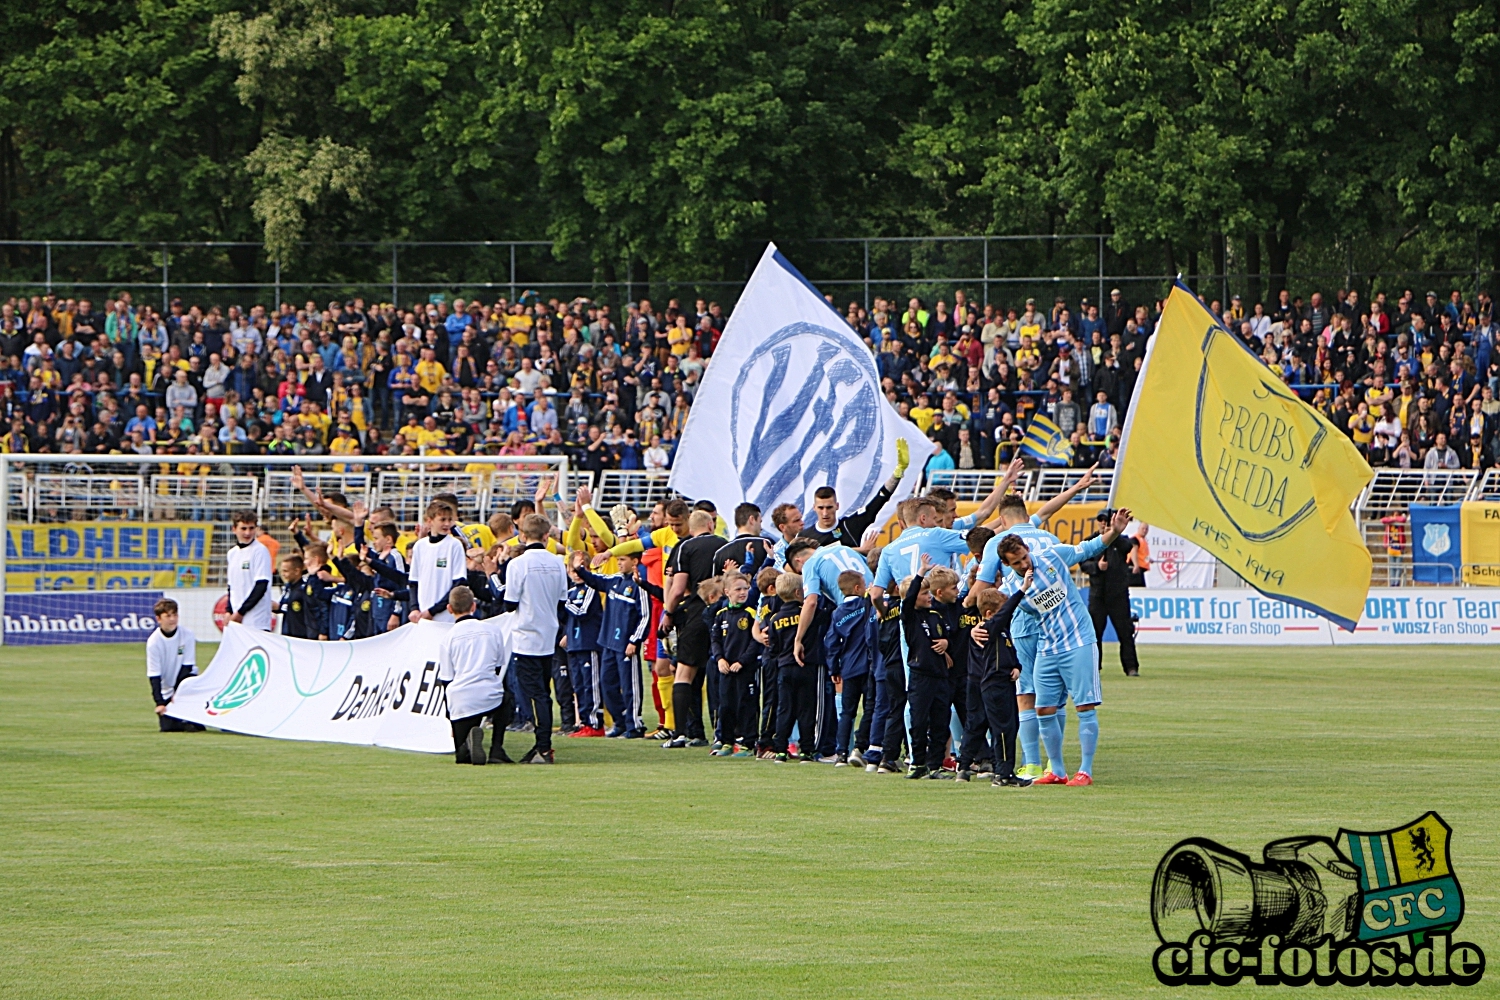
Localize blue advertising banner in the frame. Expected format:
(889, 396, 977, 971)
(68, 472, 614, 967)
(2, 591, 164, 645)
(1410, 504, 1463, 584)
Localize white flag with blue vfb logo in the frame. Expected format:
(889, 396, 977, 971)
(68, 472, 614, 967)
(669, 243, 935, 535)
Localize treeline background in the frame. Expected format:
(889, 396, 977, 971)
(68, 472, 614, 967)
(2, 0, 1499, 302)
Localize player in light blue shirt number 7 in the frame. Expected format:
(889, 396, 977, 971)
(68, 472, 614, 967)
(993, 507, 1132, 788)
(868, 497, 970, 597)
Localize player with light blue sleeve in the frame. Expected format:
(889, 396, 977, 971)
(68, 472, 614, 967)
(968, 464, 1101, 779)
(800, 542, 872, 603)
(867, 497, 971, 599)
(923, 459, 1022, 570)
(994, 507, 1132, 787)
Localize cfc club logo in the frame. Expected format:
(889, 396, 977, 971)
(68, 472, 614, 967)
(729, 321, 885, 514)
(1151, 813, 1484, 987)
(206, 646, 269, 716)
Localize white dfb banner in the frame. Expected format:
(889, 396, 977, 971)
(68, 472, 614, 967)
(167, 621, 455, 753)
(670, 243, 934, 530)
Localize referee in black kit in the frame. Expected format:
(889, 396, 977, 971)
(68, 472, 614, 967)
(714, 503, 774, 577)
(660, 509, 726, 748)
(1081, 507, 1141, 677)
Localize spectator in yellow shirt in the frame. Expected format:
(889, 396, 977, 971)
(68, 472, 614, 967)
(668, 315, 693, 356)
(505, 306, 533, 345)
(1015, 335, 1041, 370)
(328, 423, 361, 471)
(413, 415, 451, 453)
(1348, 401, 1375, 452)
(300, 400, 332, 442)
(329, 424, 361, 456)
(909, 393, 937, 433)
(415, 346, 447, 395)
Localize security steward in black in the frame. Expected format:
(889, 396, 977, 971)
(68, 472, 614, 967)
(1081, 507, 1140, 676)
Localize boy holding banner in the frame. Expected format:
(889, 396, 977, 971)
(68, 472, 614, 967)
(145, 598, 204, 732)
(437, 586, 514, 765)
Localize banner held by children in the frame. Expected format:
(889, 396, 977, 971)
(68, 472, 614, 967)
(168, 621, 456, 753)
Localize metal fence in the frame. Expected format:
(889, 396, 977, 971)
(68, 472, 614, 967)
(4, 236, 1493, 316)
(0, 454, 577, 598)
(6, 459, 1498, 598)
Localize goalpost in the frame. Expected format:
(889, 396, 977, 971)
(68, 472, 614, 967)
(0, 452, 574, 646)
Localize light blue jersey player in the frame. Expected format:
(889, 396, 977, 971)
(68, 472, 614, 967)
(970, 466, 1101, 778)
(800, 542, 873, 603)
(994, 507, 1132, 786)
(924, 462, 1020, 569)
(869, 498, 970, 597)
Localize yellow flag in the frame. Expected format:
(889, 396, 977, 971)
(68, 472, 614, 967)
(1112, 284, 1374, 628)
(1459, 501, 1500, 585)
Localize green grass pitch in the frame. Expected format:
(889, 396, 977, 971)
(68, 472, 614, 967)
(2, 642, 1498, 999)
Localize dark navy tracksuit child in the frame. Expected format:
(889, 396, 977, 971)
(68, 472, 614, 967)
(363, 548, 414, 629)
(703, 597, 725, 743)
(958, 590, 1027, 777)
(902, 572, 956, 774)
(564, 580, 605, 731)
(951, 602, 981, 738)
(768, 600, 818, 759)
(710, 599, 761, 750)
(871, 599, 903, 765)
(576, 565, 652, 738)
(824, 593, 879, 760)
(277, 574, 329, 639)
(330, 552, 389, 639)
(325, 568, 360, 640)
(787, 591, 837, 757)
(754, 593, 781, 753)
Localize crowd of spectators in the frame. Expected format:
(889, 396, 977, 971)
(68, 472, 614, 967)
(1, 281, 1498, 474)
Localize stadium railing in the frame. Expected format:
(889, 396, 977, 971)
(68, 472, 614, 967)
(32, 473, 148, 521)
(925, 469, 1034, 502)
(1470, 468, 1500, 502)
(1029, 467, 1115, 503)
(0, 454, 575, 607)
(1355, 468, 1477, 515)
(594, 470, 677, 510)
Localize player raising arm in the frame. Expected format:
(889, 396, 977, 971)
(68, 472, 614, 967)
(990, 507, 1131, 787)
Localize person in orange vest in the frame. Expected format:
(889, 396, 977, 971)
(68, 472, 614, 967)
(1126, 524, 1149, 587)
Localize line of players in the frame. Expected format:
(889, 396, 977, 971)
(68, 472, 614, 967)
(204, 452, 1130, 781)
(610, 470, 1132, 786)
